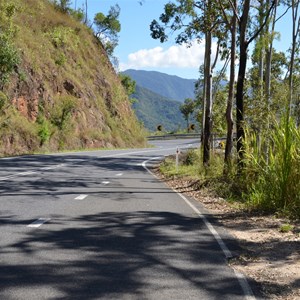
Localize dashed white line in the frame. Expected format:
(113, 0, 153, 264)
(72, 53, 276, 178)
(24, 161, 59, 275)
(115, 173, 123, 176)
(41, 164, 65, 170)
(0, 144, 199, 182)
(27, 218, 51, 228)
(75, 194, 88, 200)
(102, 181, 110, 185)
(0, 164, 66, 181)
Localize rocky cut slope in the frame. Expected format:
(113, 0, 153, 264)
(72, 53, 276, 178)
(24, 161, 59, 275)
(0, 0, 146, 156)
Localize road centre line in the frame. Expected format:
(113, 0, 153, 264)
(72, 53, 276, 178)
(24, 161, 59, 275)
(102, 181, 110, 185)
(142, 157, 256, 300)
(0, 164, 65, 181)
(27, 218, 51, 228)
(115, 173, 123, 176)
(75, 194, 88, 200)
(0, 144, 198, 182)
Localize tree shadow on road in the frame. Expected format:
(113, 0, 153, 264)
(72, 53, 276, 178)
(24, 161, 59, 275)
(0, 211, 253, 300)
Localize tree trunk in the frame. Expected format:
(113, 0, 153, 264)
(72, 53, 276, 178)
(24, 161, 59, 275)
(203, 29, 213, 166)
(265, 0, 276, 105)
(85, 0, 88, 24)
(224, 0, 237, 171)
(201, 64, 207, 144)
(265, 0, 276, 164)
(236, 0, 250, 171)
(236, 45, 247, 170)
(187, 116, 190, 132)
(256, 0, 267, 156)
(289, 0, 300, 117)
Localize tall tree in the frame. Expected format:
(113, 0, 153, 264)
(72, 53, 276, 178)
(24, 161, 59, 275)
(217, 0, 237, 171)
(202, 0, 214, 166)
(232, 0, 276, 170)
(150, 0, 222, 166)
(288, 0, 300, 116)
(94, 4, 121, 59)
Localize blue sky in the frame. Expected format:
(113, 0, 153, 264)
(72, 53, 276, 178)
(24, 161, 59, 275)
(72, 1, 292, 80)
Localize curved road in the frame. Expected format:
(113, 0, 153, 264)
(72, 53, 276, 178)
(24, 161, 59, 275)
(0, 139, 257, 299)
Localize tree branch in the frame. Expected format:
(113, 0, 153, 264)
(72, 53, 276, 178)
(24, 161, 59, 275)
(247, 0, 276, 46)
(217, 0, 231, 28)
(276, 4, 292, 23)
(213, 53, 230, 99)
(212, 40, 220, 71)
(228, 0, 241, 23)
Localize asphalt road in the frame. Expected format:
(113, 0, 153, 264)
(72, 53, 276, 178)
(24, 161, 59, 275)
(0, 139, 256, 300)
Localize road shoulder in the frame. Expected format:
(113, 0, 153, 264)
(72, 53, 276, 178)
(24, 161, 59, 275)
(153, 169, 300, 300)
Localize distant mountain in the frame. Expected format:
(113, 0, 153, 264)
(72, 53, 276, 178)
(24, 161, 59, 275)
(131, 85, 186, 132)
(123, 69, 196, 102)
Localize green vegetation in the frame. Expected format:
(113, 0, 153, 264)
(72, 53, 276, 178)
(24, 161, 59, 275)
(160, 116, 300, 219)
(131, 85, 185, 132)
(152, 0, 300, 219)
(244, 116, 300, 218)
(122, 70, 198, 132)
(280, 224, 294, 233)
(180, 98, 196, 131)
(0, 2, 20, 88)
(119, 73, 136, 96)
(0, 0, 146, 156)
(94, 4, 121, 64)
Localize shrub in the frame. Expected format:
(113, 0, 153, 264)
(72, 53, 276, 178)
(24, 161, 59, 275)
(46, 26, 75, 48)
(55, 52, 66, 66)
(182, 149, 199, 166)
(50, 95, 77, 130)
(0, 91, 7, 110)
(37, 116, 51, 145)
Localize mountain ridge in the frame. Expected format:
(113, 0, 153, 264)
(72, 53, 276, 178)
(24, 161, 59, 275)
(123, 69, 196, 102)
(132, 85, 186, 132)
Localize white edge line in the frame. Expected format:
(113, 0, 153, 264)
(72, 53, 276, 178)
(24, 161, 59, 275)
(27, 218, 51, 228)
(142, 156, 256, 300)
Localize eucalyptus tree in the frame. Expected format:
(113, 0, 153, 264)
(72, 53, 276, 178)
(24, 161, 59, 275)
(217, 0, 237, 170)
(150, 0, 223, 166)
(225, 0, 276, 170)
(287, 0, 300, 117)
(94, 4, 121, 62)
(265, 0, 279, 106)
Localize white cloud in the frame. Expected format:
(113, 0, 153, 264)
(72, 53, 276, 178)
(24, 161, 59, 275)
(120, 40, 217, 71)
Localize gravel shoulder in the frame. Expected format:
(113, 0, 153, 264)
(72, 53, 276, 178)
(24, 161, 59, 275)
(155, 170, 300, 300)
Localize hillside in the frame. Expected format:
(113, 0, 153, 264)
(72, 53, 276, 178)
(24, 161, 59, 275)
(0, 0, 146, 156)
(123, 69, 196, 102)
(132, 85, 186, 132)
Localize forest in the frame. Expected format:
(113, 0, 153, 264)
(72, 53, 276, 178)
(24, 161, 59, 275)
(151, 0, 300, 219)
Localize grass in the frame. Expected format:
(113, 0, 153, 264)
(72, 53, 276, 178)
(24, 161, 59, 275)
(243, 116, 300, 219)
(159, 122, 300, 220)
(0, 0, 146, 156)
(279, 223, 294, 233)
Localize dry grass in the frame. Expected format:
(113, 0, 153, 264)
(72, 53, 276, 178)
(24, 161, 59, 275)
(0, 0, 146, 156)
